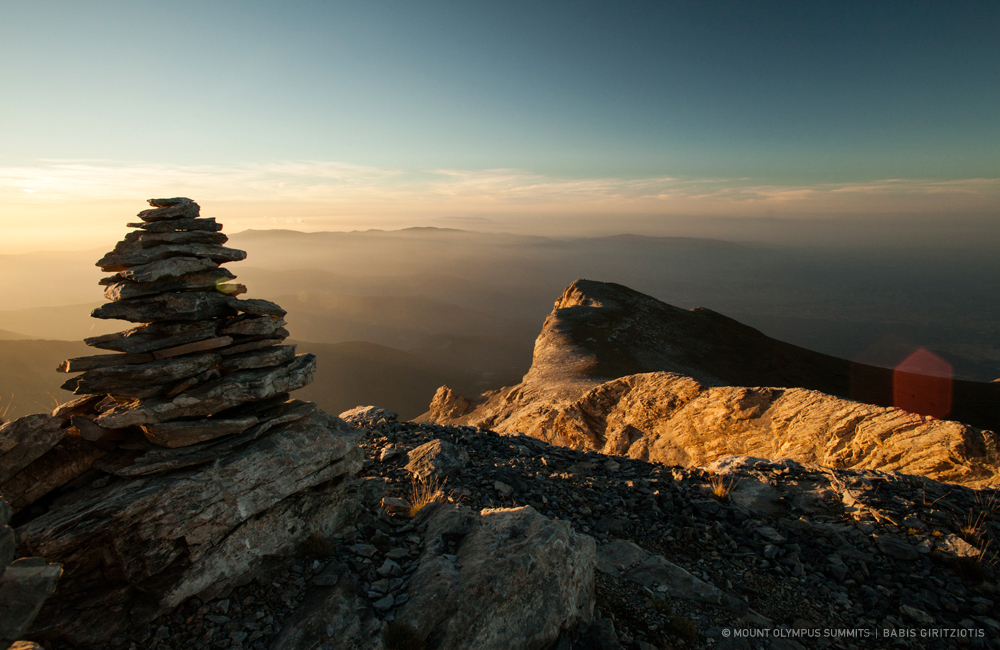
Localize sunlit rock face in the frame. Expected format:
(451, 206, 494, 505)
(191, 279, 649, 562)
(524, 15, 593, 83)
(424, 280, 1000, 487)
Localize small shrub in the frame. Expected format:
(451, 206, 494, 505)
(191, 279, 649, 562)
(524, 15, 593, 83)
(385, 621, 425, 650)
(372, 534, 393, 553)
(668, 616, 698, 643)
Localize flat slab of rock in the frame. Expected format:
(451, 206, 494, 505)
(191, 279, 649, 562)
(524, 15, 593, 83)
(97, 242, 245, 271)
(115, 400, 315, 477)
(397, 503, 595, 650)
(141, 416, 259, 448)
(220, 315, 286, 337)
(127, 217, 221, 233)
(0, 415, 66, 485)
(51, 395, 104, 422)
(57, 351, 155, 373)
(85, 321, 219, 354)
(136, 200, 200, 221)
(404, 439, 469, 481)
(218, 345, 296, 372)
(0, 558, 63, 649)
(109, 229, 229, 256)
(94, 354, 317, 427)
(115, 400, 311, 476)
(113, 256, 219, 284)
(103, 268, 236, 302)
(18, 409, 362, 646)
(63, 353, 221, 396)
(225, 297, 286, 317)
(218, 333, 289, 355)
(597, 540, 733, 608)
(92, 292, 238, 323)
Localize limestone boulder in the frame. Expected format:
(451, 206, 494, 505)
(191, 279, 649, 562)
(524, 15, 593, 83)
(338, 406, 399, 428)
(396, 503, 595, 650)
(404, 439, 469, 481)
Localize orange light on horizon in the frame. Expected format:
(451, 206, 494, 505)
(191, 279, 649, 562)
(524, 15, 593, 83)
(893, 348, 952, 419)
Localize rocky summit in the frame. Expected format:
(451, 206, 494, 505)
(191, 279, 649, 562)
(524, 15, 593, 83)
(423, 280, 1000, 488)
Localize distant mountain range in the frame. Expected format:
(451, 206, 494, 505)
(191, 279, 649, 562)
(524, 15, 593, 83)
(1, 226, 997, 423)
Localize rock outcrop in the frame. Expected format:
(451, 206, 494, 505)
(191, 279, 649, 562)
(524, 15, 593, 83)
(0, 199, 362, 647)
(423, 280, 1000, 487)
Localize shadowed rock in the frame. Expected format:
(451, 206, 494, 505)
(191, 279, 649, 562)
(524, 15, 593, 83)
(0, 557, 63, 650)
(0, 415, 66, 485)
(17, 409, 361, 646)
(0, 435, 106, 510)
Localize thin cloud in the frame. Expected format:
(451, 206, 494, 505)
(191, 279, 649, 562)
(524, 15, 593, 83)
(1, 160, 997, 213)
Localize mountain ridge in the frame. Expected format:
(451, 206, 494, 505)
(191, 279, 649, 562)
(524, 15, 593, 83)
(423, 279, 1000, 487)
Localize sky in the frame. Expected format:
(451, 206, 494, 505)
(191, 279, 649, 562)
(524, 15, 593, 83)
(0, 0, 997, 251)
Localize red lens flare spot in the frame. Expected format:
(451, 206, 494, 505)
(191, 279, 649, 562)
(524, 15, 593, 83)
(893, 348, 952, 419)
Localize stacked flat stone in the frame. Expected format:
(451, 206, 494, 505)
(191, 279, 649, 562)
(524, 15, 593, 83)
(56, 198, 316, 449)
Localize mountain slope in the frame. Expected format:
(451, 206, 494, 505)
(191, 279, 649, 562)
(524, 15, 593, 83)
(423, 280, 1000, 486)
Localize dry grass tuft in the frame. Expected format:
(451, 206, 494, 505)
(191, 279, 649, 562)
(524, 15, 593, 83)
(708, 473, 738, 501)
(0, 394, 13, 426)
(409, 475, 448, 517)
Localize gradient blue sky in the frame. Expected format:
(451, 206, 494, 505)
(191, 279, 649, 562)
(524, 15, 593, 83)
(0, 0, 997, 249)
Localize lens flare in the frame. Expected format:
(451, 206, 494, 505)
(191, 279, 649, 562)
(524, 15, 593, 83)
(893, 348, 952, 419)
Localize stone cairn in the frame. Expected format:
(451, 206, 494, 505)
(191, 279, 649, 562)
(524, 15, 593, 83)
(56, 197, 315, 449)
(0, 198, 361, 647)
